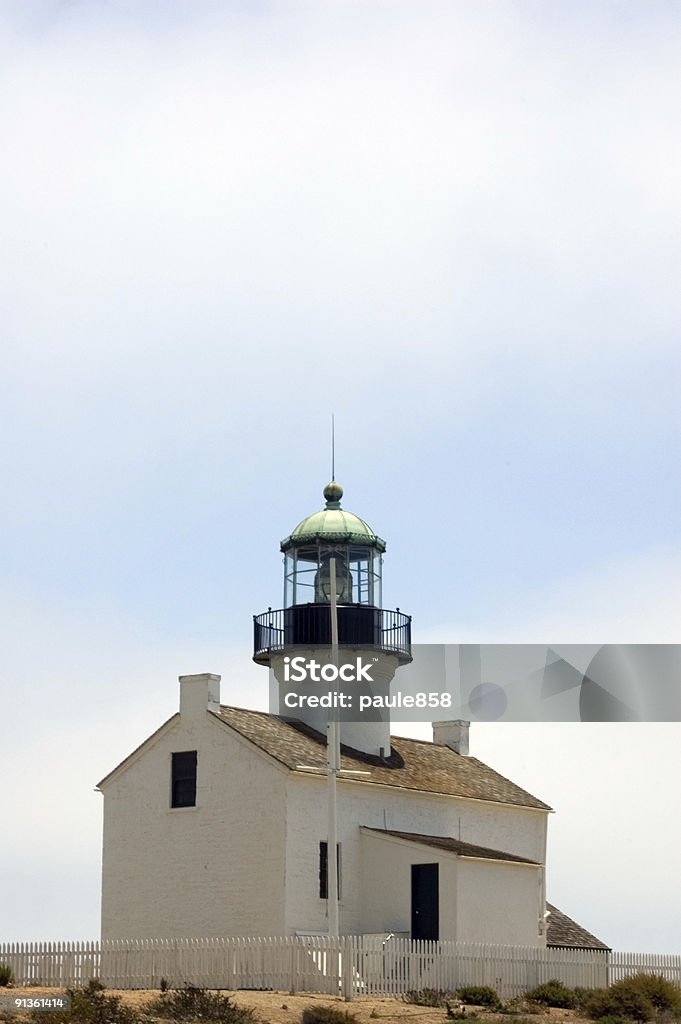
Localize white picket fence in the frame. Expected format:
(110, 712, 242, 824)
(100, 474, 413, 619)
(1, 936, 680, 1001)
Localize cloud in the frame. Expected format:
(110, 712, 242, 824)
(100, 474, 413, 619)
(2, 2, 678, 559)
(2, 2, 680, 374)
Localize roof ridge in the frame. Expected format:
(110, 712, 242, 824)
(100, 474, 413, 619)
(220, 703, 274, 716)
(391, 732, 454, 747)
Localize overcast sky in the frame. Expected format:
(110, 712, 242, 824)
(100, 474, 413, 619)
(1, 1, 679, 954)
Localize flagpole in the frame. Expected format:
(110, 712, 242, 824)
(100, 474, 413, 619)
(327, 556, 340, 937)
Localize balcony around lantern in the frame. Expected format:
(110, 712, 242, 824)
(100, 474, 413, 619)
(253, 604, 412, 666)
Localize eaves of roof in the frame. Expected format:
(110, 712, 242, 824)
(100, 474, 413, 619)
(361, 827, 539, 865)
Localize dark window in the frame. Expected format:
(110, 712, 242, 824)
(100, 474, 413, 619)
(319, 841, 341, 899)
(171, 750, 197, 808)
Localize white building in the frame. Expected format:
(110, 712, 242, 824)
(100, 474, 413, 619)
(98, 483, 606, 951)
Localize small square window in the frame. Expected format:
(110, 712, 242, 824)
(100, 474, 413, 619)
(171, 750, 197, 808)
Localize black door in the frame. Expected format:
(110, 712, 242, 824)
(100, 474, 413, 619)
(411, 863, 439, 941)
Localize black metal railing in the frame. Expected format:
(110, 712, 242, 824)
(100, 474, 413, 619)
(253, 603, 412, 665)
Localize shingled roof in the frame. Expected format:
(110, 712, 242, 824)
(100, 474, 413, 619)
(212, 705, 551, 811)
(361, 827, 539, 864)
(546, 902, 610, 950)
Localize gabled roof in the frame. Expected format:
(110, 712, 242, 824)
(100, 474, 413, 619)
(96, 714, 179, 789)
(546, 902, 610, 950)
(212, 706, 551, 811)
(361, 827, 539, 864)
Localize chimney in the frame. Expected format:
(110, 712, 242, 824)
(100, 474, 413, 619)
(179, 673, 221, 718)
(432, 719, 470, 755)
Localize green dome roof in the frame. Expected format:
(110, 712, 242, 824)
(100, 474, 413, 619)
(281, 482, 386, 552)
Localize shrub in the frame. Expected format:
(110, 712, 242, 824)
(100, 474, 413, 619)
(573, 987, 595, 1010)
(72, 979, 137, 1024)
(0, 965, 14, 987)
(457, 986, 501, 1008)
(446, 1005, 481, 1021)
(301, 1007, 360, 1024)
(614, 975, 681, 1015)
(504, 997, 544, 1016)
(525, 980, 578, 1009)
(585, 986, 655, 1022)
(402, 989, 457, 1008)
(29, 980, 139, 1024)
(83, 980, 105, 993)
(147, 986, 257, 1024)
(584, 974, 681, 1023)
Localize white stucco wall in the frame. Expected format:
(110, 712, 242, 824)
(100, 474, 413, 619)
(100, 709, 287, 940)
(284, 772, 547, 942)
(358, 830, 458, 939)
(457, 858, 543, 945)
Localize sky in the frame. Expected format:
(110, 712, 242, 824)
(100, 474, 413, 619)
(0, 0, 680, 953)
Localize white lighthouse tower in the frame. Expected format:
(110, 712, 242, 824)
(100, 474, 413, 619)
(253, 481, 412, 756)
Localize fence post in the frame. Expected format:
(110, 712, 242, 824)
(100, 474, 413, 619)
(289, 939, 297, 995)
(342, 936, 353, 1002)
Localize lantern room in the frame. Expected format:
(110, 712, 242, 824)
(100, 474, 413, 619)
(282, 481, 383, 608)
(253, 482, 411, 665)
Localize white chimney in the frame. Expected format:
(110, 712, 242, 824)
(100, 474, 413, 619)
(432, 719, 470, 755)
(179, 673, 221, 718)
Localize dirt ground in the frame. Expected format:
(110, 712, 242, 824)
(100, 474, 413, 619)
(0, 988, 588, 1024)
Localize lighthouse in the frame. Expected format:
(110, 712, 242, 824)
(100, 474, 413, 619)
(253, 481, 412, 756)
(98, 481, 567, 949)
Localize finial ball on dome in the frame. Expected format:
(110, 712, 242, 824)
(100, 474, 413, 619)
(323, 481, 343, 503)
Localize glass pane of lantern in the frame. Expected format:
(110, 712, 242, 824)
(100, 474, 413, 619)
(314, 546, 352, 604)
(347, 546, 366, 604)
(374, 552, 383, 608)
(295, 546, 320, 605)
(283, 540, 383, 609)
(283, 552, 295, 607)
